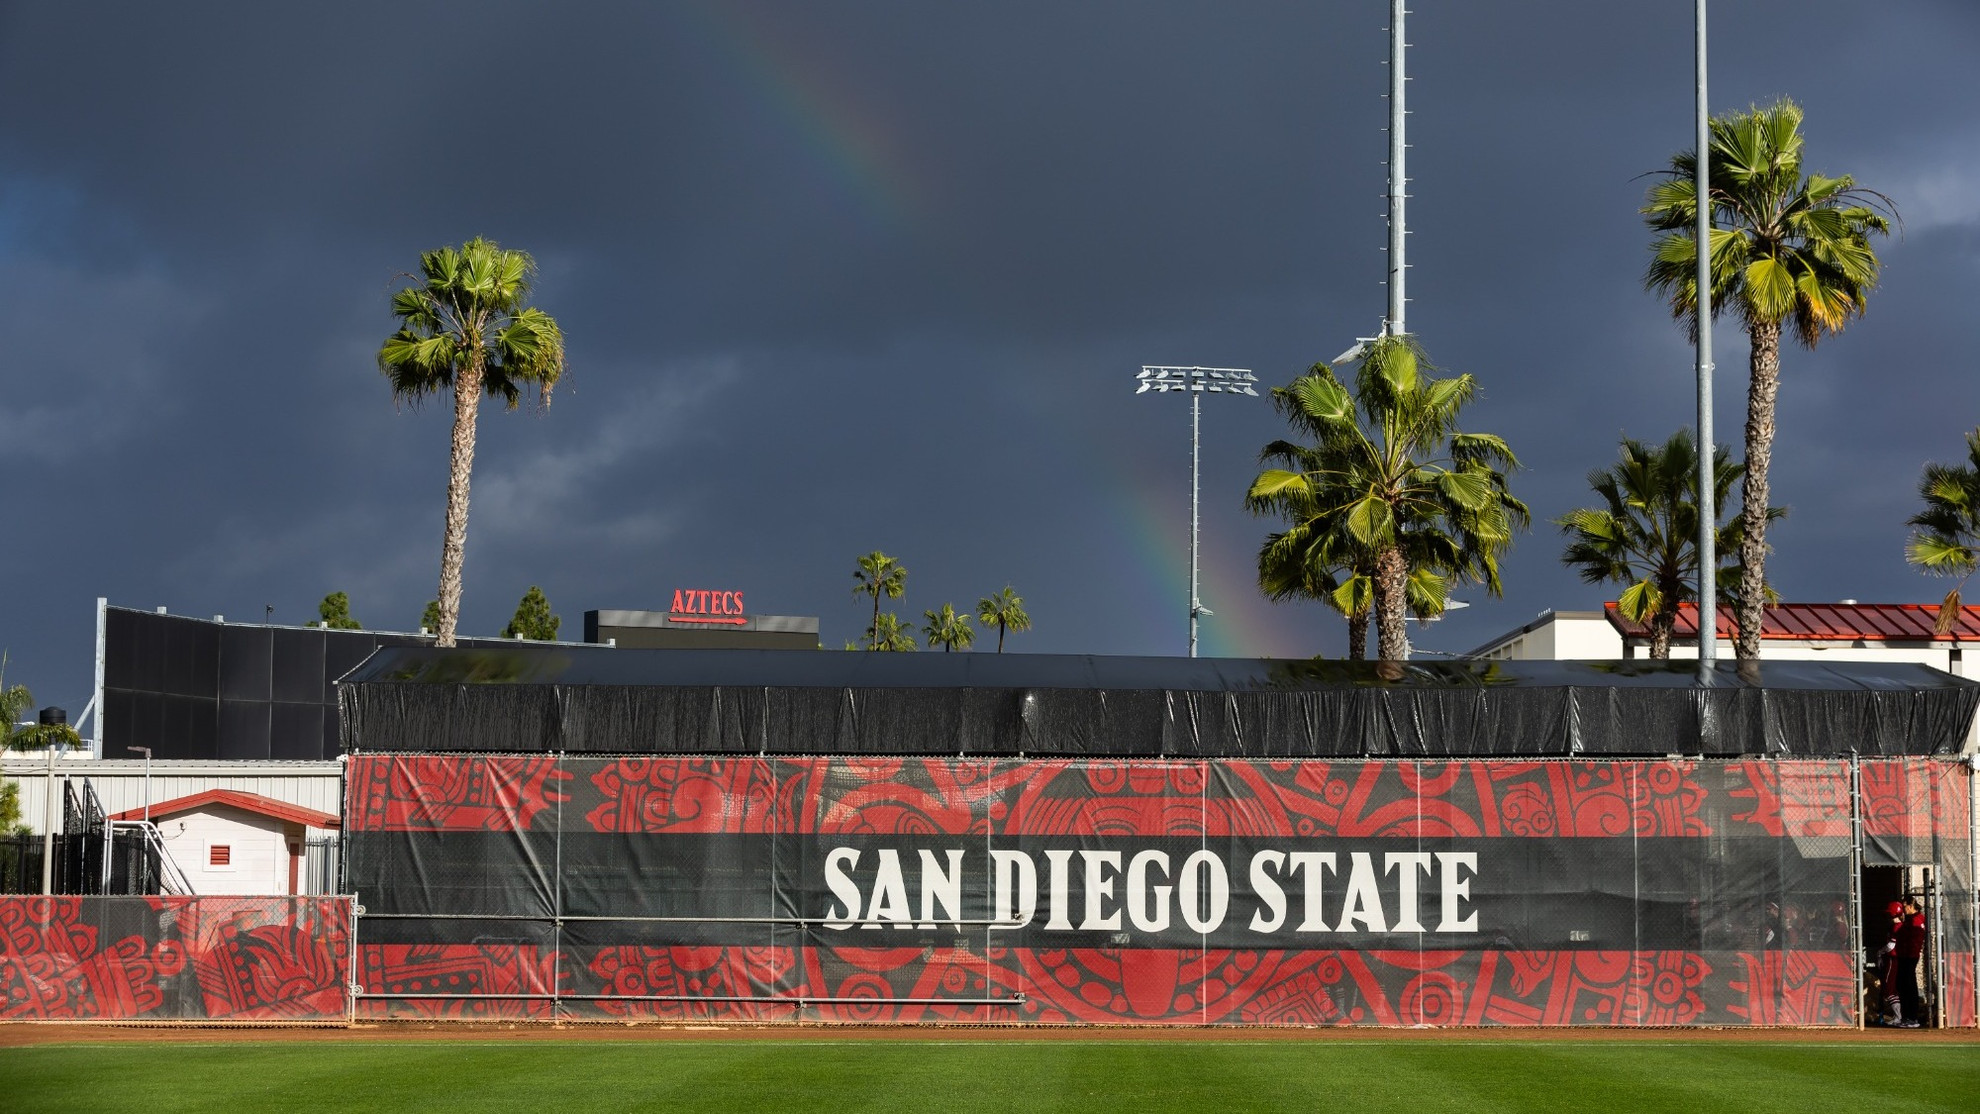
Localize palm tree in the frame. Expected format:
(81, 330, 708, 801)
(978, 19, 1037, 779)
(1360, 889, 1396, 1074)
(867, 612, 918, 652)
(1558, 431, 1779, 659)
(922, 604, 975, 652)
(1247, 336, 1527, 662)
(977, 587, 1030, 653)
(0, 653, 29, 751)
(1643, 99, 1892, 659)
(0, 653, 80, 753)
(1255, 529, 1368, 659)
(1254, 494, 1463, 660)
(851, 552, 908, 652)
(1905, 429, 1980, 633)
(379, 238, 566, 648)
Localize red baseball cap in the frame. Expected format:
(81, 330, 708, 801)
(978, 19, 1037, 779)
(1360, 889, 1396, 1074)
(1887, 901, 1905, 915)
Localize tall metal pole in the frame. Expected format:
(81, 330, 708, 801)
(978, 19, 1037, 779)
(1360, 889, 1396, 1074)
(1387, 0, 1407, 334)
(92, 597, 107, 758)
(40, 741, 57, 895)
(1694, 0, 1717, 664)
(1189, 391, 1202, 657)
(1136, 367, 1257, 658)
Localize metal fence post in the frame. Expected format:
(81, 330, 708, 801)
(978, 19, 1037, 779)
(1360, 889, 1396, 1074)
(1850, 756, 1864, 1029)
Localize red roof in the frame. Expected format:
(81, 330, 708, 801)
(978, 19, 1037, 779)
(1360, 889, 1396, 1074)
(109, 789, 339, 829)
(1604, 601, 1980, 643)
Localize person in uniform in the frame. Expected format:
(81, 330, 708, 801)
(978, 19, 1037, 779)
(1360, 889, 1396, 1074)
(1877, 899, 1905, 1026)
(1893, 895, 1928, 1028)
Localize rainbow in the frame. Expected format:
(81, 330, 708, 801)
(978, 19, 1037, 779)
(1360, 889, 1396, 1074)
(676, 2, 926, 232)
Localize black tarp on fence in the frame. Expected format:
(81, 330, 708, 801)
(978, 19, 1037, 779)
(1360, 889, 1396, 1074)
(339, 649, 1980, 758)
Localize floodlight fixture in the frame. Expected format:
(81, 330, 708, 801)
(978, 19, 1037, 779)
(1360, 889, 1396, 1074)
(1133, 367, 1258, 657)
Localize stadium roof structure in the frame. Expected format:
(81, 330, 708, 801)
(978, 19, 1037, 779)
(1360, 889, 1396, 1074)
(338, 646, 1979, 760)
(1605, 601, 1980, 644)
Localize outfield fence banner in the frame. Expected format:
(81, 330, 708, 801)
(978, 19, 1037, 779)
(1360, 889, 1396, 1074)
(0, 895, 352, 1021)
(342, 755, 1976, 1026)
(1858, 758, 1977, 1026)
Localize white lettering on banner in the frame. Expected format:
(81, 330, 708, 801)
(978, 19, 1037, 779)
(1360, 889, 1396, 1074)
(1127, 850, 1172, 932)
(1177, 851, 1228, 933)
(1386, 852, 1434, 933)
(864, 849, 912, 928)
(1043, 850, 1075, 931)
(991, 850, 1036, 927)
(1248, 851, 1287, 932)
(1288, 851, 1336, 932)
(816, 845, 1482, 936)
(919, 849, 964, 928)
(1337, 851, 1386, 933)
(823, 848, 862, 929)
(1437, 851, 1479, 932)
(1079, 850, 1123, 931)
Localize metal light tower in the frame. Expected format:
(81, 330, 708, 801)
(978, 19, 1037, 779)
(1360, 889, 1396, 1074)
(1135, 367, 1258, 657)
(1386, 0, 1408, 335)
(1694, 0, 1717, 664)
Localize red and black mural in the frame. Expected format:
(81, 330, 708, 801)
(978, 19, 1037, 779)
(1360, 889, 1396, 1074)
(343, 755, 1971, 1026)
(0, 895, 350, 1020)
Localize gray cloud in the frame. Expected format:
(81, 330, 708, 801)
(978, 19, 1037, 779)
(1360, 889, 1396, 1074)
(2, 0, 1977, 708)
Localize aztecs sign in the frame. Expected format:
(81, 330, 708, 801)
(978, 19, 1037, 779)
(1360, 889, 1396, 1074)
(343, 755, 1903, 1025)
(668, 588, 746, 624)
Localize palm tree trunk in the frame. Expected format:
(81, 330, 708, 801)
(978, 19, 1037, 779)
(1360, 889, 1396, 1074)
(1736, 320, 1783, 661)
(997, 621, 1006, 653)
(869, 594, 881, 652)
(1346, 611, 1369, 660)
(434, 352, 484, 648)
(1649, 612, 1673, 660)
(1373, 546, 1409, 662)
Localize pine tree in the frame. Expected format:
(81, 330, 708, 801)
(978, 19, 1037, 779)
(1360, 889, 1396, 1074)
(502, 586, 561, 640)
(317, 591, 362, 630)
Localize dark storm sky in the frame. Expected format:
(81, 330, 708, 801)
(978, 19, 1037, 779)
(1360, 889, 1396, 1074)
(3, 1, 1977, 714)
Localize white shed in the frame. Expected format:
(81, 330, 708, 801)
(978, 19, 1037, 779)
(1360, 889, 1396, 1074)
(109, 789, 339, 896)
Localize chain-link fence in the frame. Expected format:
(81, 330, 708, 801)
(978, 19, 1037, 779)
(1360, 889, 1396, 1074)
(342, 754, 1978, 1026)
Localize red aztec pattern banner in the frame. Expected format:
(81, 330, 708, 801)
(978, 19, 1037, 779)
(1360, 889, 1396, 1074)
(0, 896, 350, 1021)
(345, 756, 1970, 1027)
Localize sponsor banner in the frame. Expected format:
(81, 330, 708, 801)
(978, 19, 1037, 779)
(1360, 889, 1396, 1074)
(341, 755, 1964, 1026)
(0, 895, 350, 1021)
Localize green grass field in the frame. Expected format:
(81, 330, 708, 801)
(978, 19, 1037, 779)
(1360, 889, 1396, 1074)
(4, 1040, 1976, 1113)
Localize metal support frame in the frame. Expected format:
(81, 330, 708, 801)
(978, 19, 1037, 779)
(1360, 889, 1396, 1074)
(39, 743, 58, 895)
(352, 992, 1025, 1007)
(1928, 866, 1946, 1028)
(1849, 756, 1864, 1028)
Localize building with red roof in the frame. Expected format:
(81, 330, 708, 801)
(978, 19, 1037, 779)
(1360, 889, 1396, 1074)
(109, 788, 338, 896)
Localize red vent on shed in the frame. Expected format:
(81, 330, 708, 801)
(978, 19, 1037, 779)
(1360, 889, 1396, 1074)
(209, 845, 231, 866)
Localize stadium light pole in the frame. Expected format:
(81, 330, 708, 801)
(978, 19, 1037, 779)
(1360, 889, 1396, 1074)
(1134, 367, 1258, 657)
(1385, 0, 1407, 336)
(1693, 0, 1717, 666)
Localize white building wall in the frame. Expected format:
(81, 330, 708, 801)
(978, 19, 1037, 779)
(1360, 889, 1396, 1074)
(0, 758, 341, 835)
(156, 806, 313, 896)
(1473, 612, 1623, 660)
